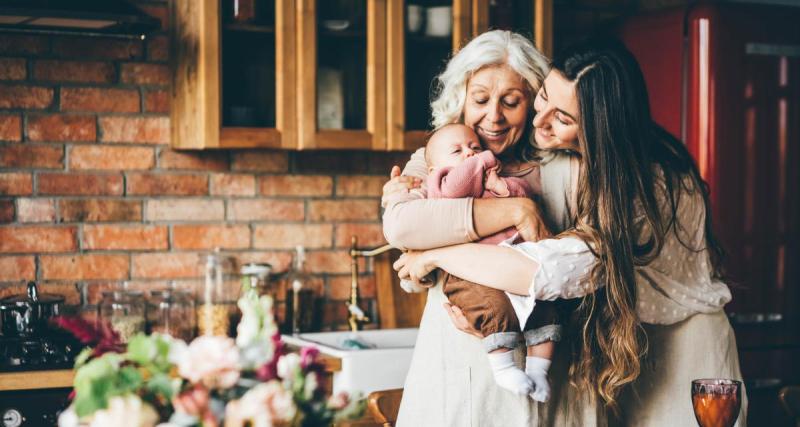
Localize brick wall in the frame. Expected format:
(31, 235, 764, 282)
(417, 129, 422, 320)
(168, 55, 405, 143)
(0, 1, 409, 330)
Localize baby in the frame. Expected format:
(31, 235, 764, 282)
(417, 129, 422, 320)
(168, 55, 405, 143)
(414, 123, 562, 401)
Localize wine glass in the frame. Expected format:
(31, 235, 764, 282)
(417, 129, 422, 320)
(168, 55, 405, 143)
(691, 379, 742, 427)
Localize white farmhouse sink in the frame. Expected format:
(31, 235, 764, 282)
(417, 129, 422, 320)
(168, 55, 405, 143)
(281, 328, 418, 396)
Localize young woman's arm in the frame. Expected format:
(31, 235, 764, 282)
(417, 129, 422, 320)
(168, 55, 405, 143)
(394, 237, 599, 299)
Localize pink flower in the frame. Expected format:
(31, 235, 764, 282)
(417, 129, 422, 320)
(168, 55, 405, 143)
(228, 381, 297, 426)
(172, 384, 218, 427)
(299, 346, 319, 369)
(177, 336, 240, 389)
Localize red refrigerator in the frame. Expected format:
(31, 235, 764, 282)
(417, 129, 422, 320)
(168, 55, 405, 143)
(618, 3, 800, 425)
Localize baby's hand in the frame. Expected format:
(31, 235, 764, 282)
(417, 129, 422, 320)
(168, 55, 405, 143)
(485, 168, 510, 197)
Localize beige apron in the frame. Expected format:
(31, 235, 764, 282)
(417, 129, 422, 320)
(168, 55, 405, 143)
(397, 153, 606, 426)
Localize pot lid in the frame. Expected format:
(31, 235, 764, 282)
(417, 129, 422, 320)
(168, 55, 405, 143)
(0, 281, 65, 306)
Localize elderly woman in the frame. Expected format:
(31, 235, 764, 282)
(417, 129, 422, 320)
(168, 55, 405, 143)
(395, 38, 747, 425)
(383, 30, 599, 425)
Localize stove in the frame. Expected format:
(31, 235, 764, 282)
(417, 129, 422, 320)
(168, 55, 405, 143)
(0, 333, 82, 371)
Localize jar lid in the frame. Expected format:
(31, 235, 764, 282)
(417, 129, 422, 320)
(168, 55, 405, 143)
(241, 263, 272, 276)
(0, 282, 65, 306)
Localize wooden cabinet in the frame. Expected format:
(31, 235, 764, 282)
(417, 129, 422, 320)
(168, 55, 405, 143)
(171, 0, 553, 150)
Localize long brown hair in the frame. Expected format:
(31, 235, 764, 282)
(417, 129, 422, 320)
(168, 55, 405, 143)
(551, 39, 725, 410)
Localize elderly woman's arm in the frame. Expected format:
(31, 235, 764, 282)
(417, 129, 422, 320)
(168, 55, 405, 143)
(383, 148, 547, 250)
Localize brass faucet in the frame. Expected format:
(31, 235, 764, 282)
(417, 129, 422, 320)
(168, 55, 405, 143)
(348, 236, 394, 331)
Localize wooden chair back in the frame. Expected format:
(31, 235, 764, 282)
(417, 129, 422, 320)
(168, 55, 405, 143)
(367, 388, 404, 426)
(373, 249, 426, 328)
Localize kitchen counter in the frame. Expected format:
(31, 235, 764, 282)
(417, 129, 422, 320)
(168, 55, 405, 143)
(0, 369, 74, 391)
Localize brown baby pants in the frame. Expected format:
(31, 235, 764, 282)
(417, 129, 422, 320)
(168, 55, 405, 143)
(443, 273, 561, 352)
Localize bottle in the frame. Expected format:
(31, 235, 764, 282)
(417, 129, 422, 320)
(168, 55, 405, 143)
(240, 263, 273, 300)
(197, 249, 231, 336)
(99, 287, 145, 343)
(284, 246, 314, 334)
(147, 284, 196, 342)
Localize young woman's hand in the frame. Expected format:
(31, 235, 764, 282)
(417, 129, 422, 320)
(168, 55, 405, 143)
(393, 250, 437, 285)
(443, 303, 484, 338)
(381, 166, 422, 206)
(513, 198, 553, 242)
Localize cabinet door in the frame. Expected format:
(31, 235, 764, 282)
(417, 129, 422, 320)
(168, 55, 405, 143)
(473, 0, 552, 57)
(172, 0, 295, 149)
(296, 0, 386, 150)
(386, 0, 472, 151)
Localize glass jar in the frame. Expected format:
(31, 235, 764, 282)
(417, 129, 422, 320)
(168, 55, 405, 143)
(99, 290, 146, 343)
(147, 289, 196, 342)
(197, 251, 236, 336)
(240, 263, 273, 299)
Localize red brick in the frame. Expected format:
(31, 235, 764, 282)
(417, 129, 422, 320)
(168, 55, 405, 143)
(0, 173, 32, 196)
(335, 223, 386, 248)
(120, 63, 169, 85)
(210, 174, 255, 196)
(0, 256, 35, 281)
(52, 37, 143, 60)
(0, 114, 21, 141)
(158, 149, 228, 171)
(0, 85, 53, 109)
(126, 173, 208, 196)
(59, 199, 142, 222)
(61, 88, 140, 113)
(231, 151, 288, 172)
(137, 4, 169, 31)
(294, 151, 369, 174)
(0, 145, 63, 168)
(259, 175, 333, 197)
(34, 60, 115, 83)
(329, 274, 376, 299)
(16, 198, 55, 223)
(173, 224, 250, 250)
(0, 34, 48, 55)
(0, 226, 77, 253)
(100, 116, 169, 144)
(308, 200, 379, 222)
(305, 250, 351, 274)
(131, 252, 204, 279)
(0, 200, 13, 223)
(228, 199, 304, 221)
(27, 114, 96, 142)
(147, 35, 168, 61)
(0, 58, 25, 80)
(38, 172, 123, 196)
(69, 145, 155, 170)
(336, 176, 386, 196)
(41, 254, 129, 280)
(144, 89, 169, 113)
(253, 224, 333, 249)
(145, 199, 225, 222)
(83, 225, 168, 250)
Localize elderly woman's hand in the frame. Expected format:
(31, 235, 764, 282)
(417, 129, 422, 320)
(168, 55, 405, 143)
(382, 166, 422, 205)
(443, 303, 484, 338)
(514, 198, 553, 242)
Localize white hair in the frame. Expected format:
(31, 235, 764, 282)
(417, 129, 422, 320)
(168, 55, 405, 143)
(430, 30, 550, 130)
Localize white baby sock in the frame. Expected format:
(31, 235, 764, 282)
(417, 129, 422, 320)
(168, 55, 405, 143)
(487, 351, 533, 396)
(525, 356, 552, 402)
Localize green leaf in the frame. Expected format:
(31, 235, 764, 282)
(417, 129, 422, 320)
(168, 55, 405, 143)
(126, 334, 157, 365)
(146, 373, 178, 400)
(117, 366, 144, 394)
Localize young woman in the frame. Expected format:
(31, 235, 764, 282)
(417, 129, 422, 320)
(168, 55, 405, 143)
(394, 38, 747, 425)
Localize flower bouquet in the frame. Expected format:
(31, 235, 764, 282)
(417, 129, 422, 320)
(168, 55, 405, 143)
(56, 292, 364, 427)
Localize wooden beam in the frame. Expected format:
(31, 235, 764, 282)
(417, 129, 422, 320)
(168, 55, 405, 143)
(453, 0, 473, 51)
(296, 0, 317, 149)
(535, 0, 554, 58)
(472, 0, 489, 38)
(386, 0, 405, 151)
(276, 0, 296, 148)
(367, 0, 387, 150)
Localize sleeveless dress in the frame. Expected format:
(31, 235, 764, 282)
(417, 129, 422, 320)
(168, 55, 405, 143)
(396, 153, 607, 427)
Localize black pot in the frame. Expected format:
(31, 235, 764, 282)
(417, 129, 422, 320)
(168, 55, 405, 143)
(0, 282, 64, 337)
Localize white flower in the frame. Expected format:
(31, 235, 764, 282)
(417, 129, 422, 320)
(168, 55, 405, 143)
(303, 371, 319, 400)
(88, 395, 159, 427)
(178, 335, 240, 389)
(277, 353, 301, 382)
(57, 406, 79, 427)
(229, 381, 297, 427)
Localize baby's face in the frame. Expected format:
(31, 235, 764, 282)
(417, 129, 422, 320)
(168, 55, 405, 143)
(427, 125, 483, 169)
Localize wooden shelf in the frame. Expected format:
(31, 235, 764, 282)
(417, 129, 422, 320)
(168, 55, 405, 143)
(0, 369, 74, 391)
